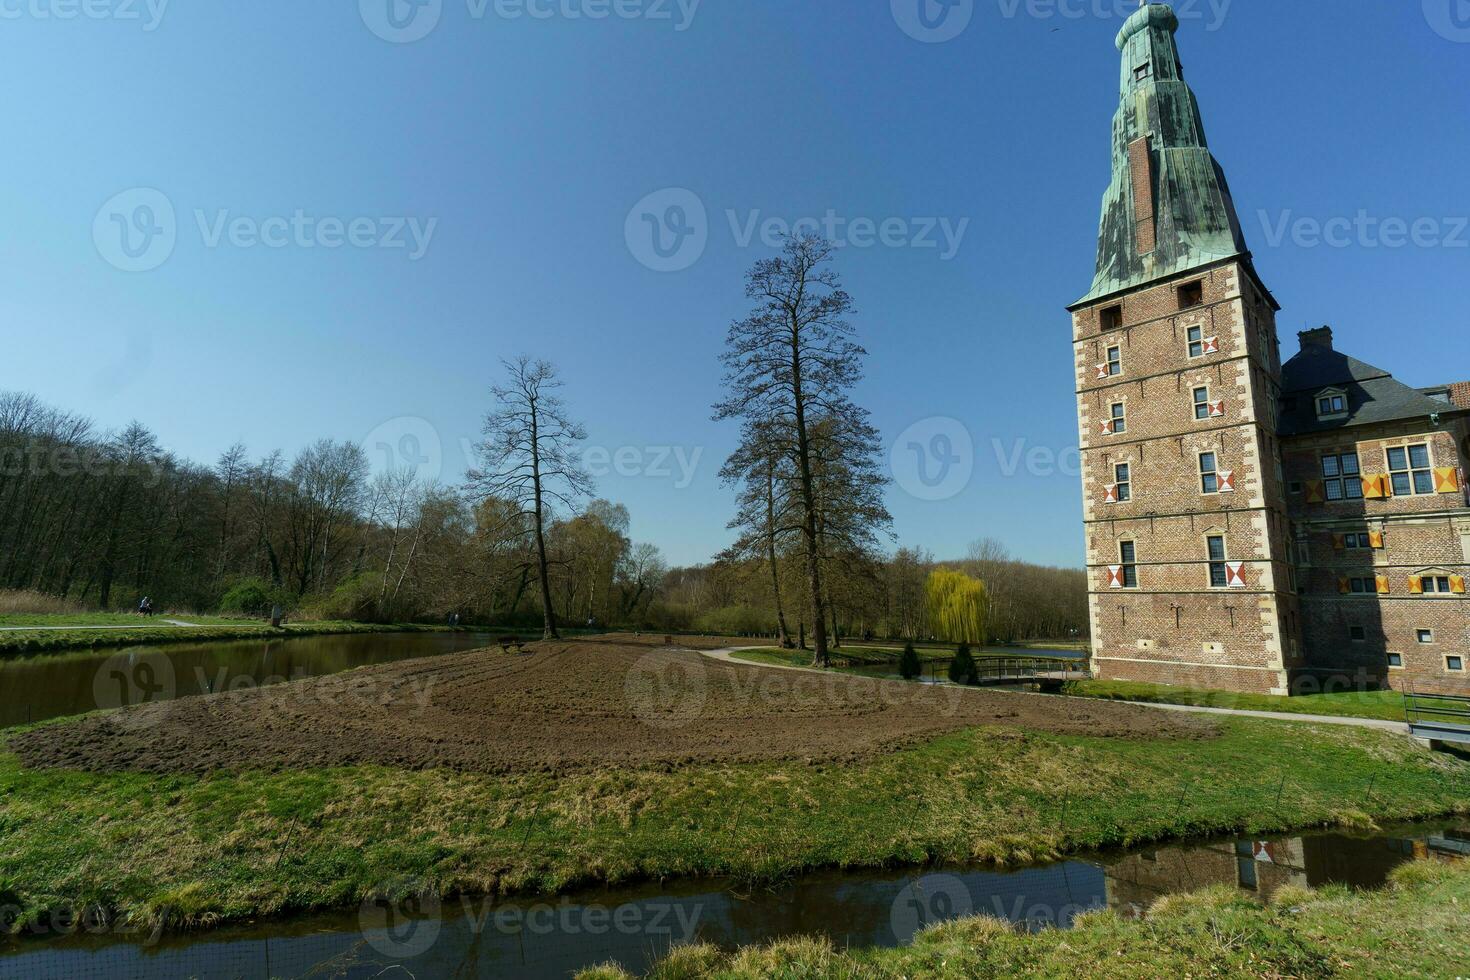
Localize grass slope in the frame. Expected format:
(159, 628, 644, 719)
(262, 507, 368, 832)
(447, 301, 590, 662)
(581, 860, 1470, 979)
(1062, 680, 1410, 723)
(1, 716, 1466, 936)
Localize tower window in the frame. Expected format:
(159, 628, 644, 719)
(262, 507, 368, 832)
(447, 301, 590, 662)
(1349, 626, 1366, 642)
(1193, 386, 1211, 421)
(1387, 653, 1403, 668)
(1187, 325, 1205, 358)
(1114, 462, 1132, 501)
(1099, 305, 1122, 332)
(1199, 452, 1219, 494)
(1177, 281, 1203, 309)
(1106, 345, 1122, 376)
(1207, 535, 1228, 588)
(1119, 541, 1138, 588)
(1448, 656, 1465, 672)
(1134, 63, 1152, 82)
(1110, 402, 1127, 434)
(1418, 629, 1435, 644)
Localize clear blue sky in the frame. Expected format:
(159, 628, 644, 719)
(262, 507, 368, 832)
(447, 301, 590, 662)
(5, 1, 1467, 567)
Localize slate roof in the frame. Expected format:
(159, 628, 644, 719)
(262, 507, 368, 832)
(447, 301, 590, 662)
(1278, 343, 1465, 436)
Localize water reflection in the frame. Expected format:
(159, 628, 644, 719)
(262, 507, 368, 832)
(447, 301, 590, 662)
(0, 632, 503, 728)
(2, 823, 1462, 980)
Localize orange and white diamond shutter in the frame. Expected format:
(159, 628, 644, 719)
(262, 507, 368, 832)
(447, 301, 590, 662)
(1218, 470, 1237, 493)
(1202, 336, 1220, 354)
(1107, 566, 1125, 589)
(1099, 419, 1115, 436)
(1209, 400, 1226, 418)
(1226, 562, 1247, 588)
(1103, 484, 1119, 504)
(1095, 363, 1110, 380)
(1434, 467, 1462, 494)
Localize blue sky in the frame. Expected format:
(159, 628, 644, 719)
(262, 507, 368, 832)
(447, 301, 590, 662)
(5, 0, 1468, 567)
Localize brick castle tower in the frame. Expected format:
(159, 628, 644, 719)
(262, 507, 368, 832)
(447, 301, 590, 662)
(1068, 3, 1304, 695)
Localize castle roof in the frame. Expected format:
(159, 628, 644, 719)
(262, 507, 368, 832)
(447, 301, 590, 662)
(1278, 330, 1465, 436)
(1074, 3, 1263, 309)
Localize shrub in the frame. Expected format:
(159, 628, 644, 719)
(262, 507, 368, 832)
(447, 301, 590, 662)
(899, 642, 922, 680)
(218, 578, 276, 617)
(949, 642, 978, 685)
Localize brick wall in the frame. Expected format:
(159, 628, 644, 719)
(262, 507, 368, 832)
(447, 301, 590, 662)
(1073, 260, 1298, 695)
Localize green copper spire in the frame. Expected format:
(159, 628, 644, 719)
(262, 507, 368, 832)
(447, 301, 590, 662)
(1075, 3, 1250, 306)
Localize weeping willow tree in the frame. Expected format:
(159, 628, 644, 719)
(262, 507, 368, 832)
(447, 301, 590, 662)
(925, 569, 988, 645)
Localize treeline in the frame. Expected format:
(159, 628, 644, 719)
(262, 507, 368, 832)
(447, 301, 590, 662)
(0, 391, 667, 625)
(652, 540, 1087, 644)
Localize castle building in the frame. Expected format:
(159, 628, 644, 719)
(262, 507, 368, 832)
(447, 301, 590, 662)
(1069, 4, 1469, 696)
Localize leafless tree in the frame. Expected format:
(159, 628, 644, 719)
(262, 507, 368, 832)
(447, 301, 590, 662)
(714, 235, 889, 666)
(467, 357, 592, 639)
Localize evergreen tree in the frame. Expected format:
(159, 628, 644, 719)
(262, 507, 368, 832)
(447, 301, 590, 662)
(899, 641, 921, 681)
(949, 642, 978, 685)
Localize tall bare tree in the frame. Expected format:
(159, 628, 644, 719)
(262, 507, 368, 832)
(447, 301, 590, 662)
(714, 235, 888, 667)
(467, 357, 591, 640)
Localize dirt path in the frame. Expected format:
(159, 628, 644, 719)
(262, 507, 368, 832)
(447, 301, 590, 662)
(704, 647, 1411, 735)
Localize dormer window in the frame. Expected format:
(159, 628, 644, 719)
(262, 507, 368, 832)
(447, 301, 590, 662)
(1315, 388, 1348, 420)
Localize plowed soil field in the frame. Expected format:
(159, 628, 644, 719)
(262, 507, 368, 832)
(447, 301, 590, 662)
(8, 635, 1215, 775)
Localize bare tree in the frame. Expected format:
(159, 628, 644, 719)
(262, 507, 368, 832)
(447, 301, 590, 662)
(467, 357, 592, 640)
(714, 235, 888, 666)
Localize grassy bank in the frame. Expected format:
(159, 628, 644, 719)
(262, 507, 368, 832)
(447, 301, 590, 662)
(582, 859, 1470, 979)
(0, 621, 480, 659)
(1062, 680, 1409, 723)
(1, 715, 1466, 936)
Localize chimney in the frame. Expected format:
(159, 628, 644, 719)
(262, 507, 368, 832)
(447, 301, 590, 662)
(1298, 326, 1333, 351)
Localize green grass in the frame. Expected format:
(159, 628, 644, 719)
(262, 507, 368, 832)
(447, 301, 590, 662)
(0, 621, 475, 659)
(1, 714, 1466, 936)
(0, 612, 264, 628)
(1062, 680, 1410, 723)
(582, 859, 1470, 978)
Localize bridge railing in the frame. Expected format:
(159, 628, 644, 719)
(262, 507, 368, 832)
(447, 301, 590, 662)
(1406, 689, 1470, 743)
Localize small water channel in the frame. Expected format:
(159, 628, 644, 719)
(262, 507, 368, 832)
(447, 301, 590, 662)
(2, 822, 1463, 980)
(0, 632, 506, 728)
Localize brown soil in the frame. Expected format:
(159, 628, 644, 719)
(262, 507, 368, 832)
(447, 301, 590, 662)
(7, 635, 1216, 776)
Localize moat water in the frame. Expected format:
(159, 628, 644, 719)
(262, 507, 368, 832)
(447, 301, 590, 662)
(2, 822, 1464, 980)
